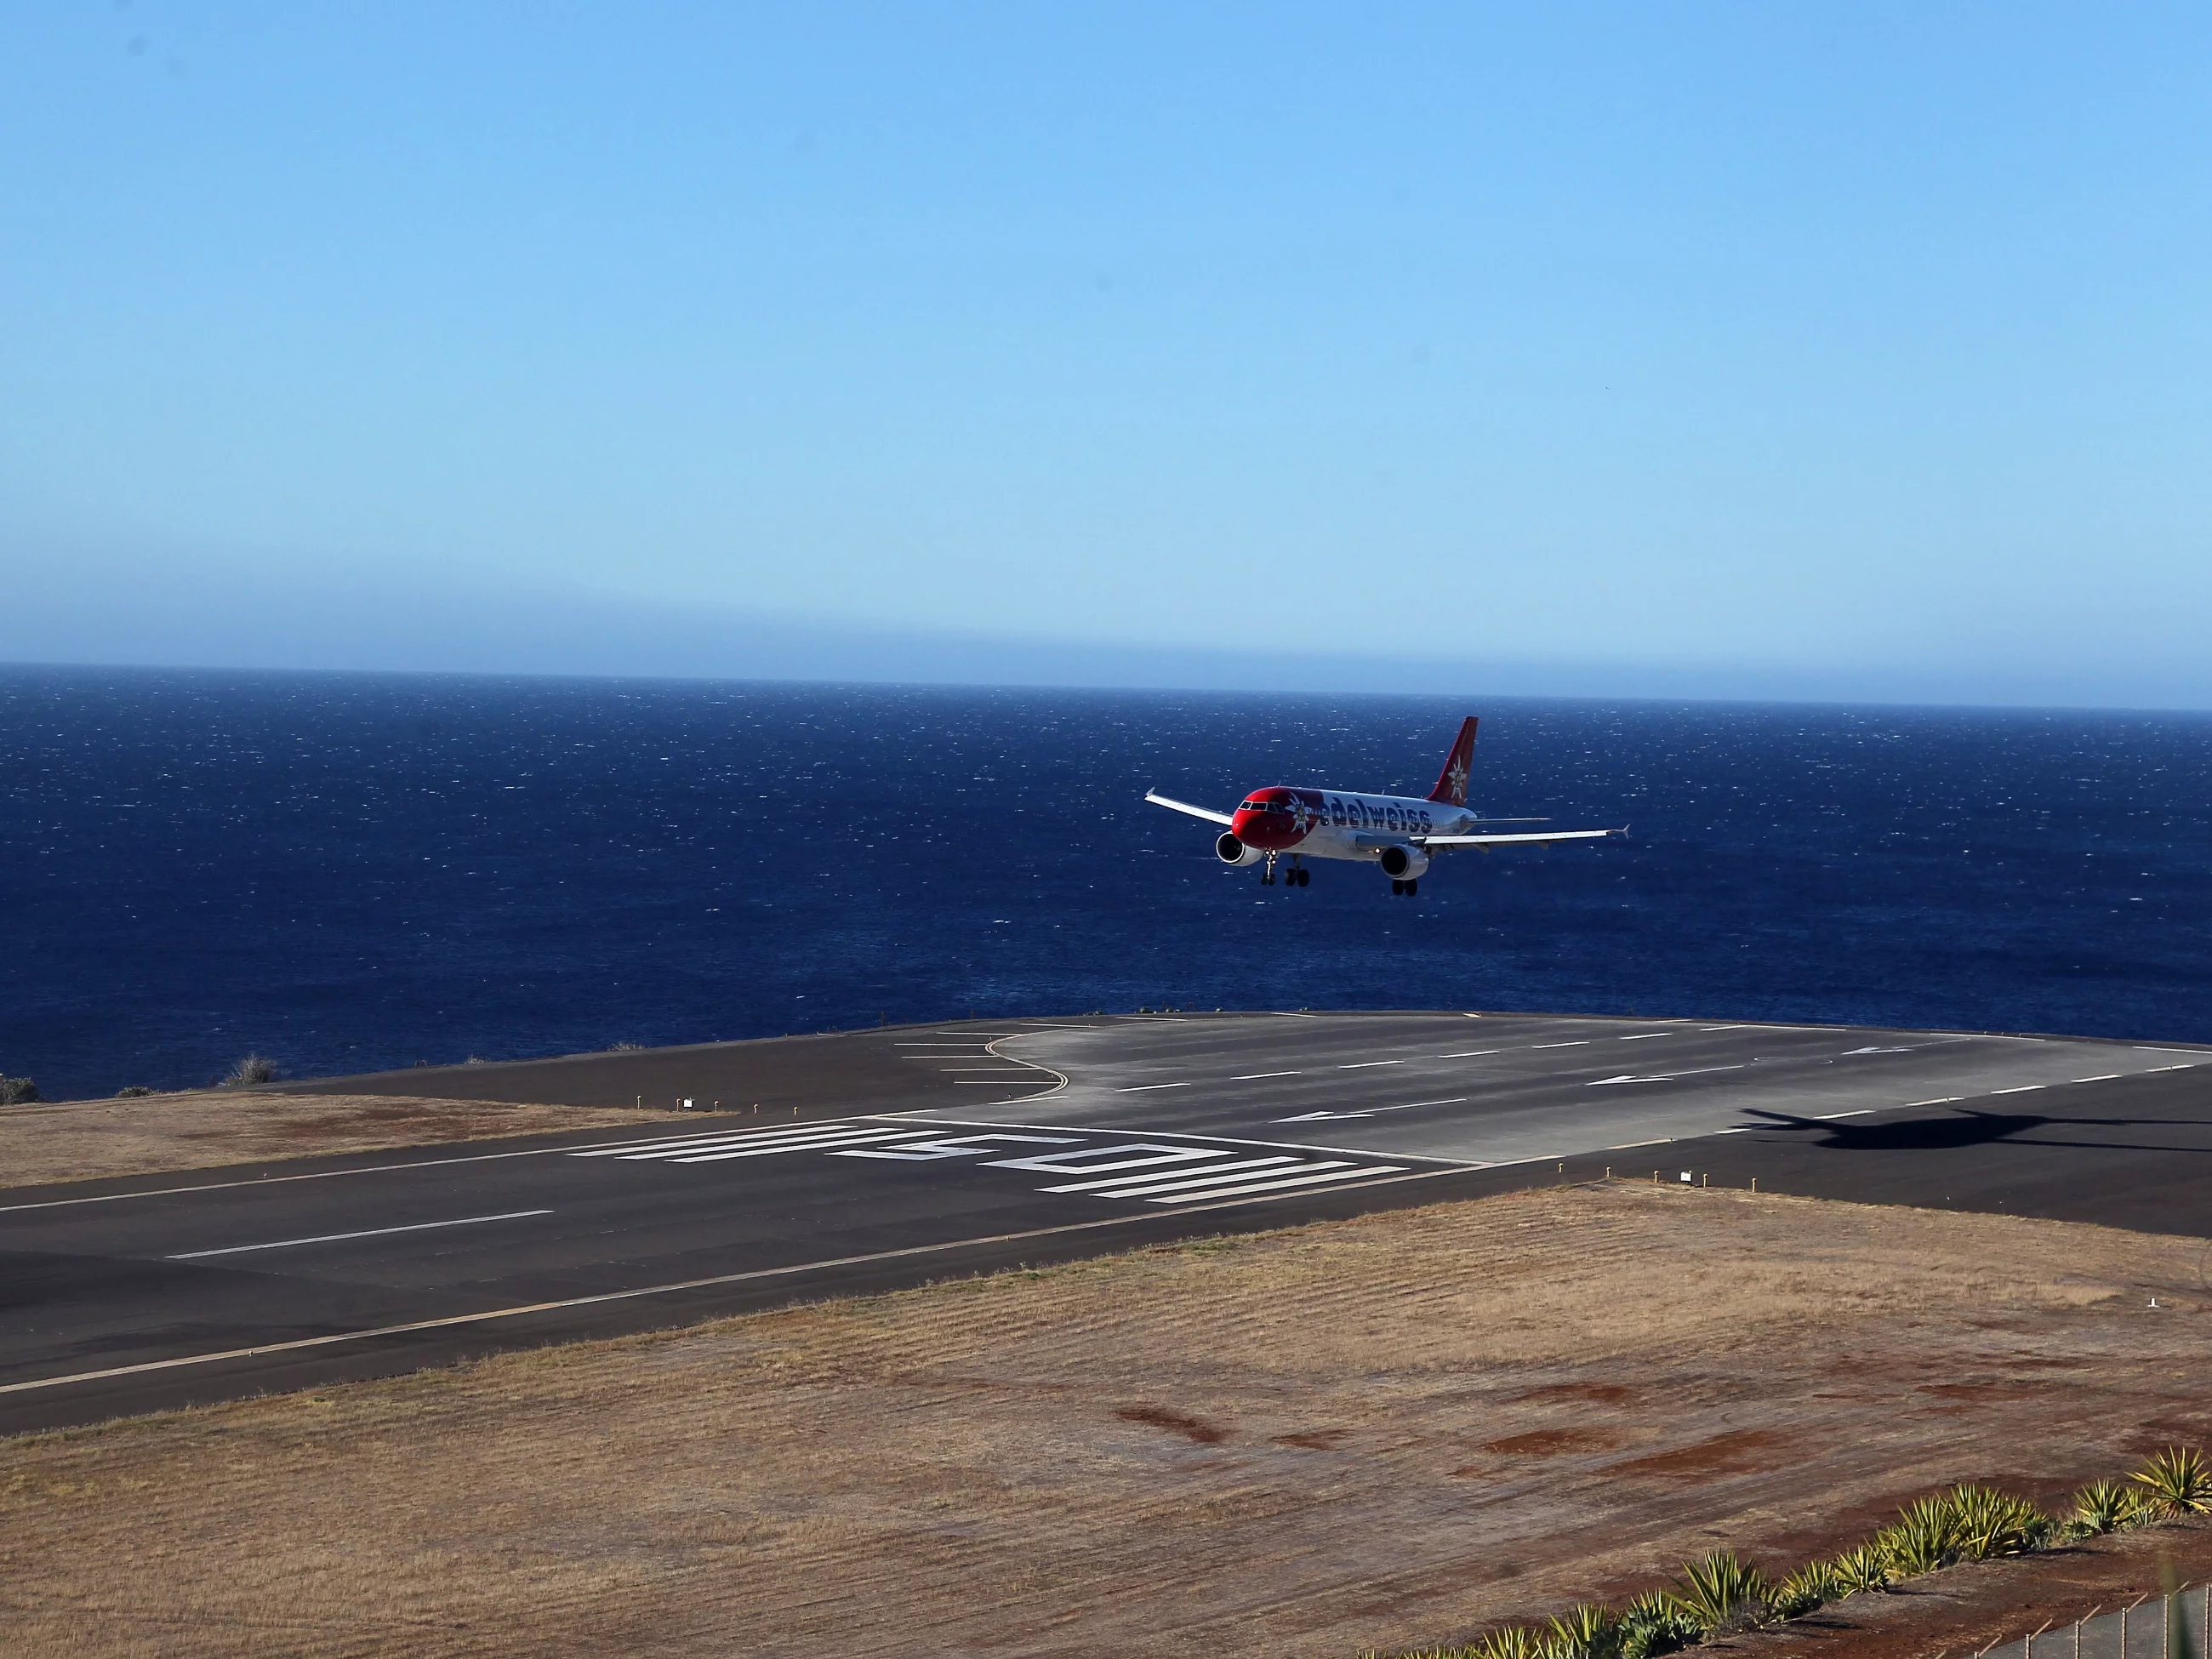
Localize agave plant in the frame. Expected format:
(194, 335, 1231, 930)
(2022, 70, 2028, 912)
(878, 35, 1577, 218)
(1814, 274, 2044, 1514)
(1829, 1544, 1892, 1595)
(1616, 1592, 1702, 1659)
(1947, 1484, 2055, 1559)
(2071, 1478, 2149, 1535)
(1878, 1493, 1964, 1576)
(1542, 1603, 1622, 1659)
(2131, 1447, 2212, 1517)
(1670, 1552, 1772, 1633)
(1470, 1625, 1548, 1659)
(1772, 1559, 1846, 1618)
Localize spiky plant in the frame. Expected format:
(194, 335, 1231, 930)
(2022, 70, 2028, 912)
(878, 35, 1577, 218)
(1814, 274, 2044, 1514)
(1829, 1544, 1892, 1594)
(1670, 1552, 1772, 1633)
(1542, 1603, 1622, 1659)
(2071, 1479, 2149, 1535)
(1470, 1625, 1547, 1659)
(1878, 1493, 1964, 1576)
(1947, 1484, 2055, 1559)
(223, 1052, 277, 1086)
(2131, 1447, 2212, 1517)
(1772, 1559, 1846, 1618)
(1616, 1593, 1702, 1659)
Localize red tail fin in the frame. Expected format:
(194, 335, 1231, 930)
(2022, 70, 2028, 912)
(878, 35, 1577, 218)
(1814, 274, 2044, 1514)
(1427, 716, 1478, 806)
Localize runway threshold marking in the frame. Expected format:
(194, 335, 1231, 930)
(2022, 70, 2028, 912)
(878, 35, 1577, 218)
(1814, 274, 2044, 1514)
(1588, 1066, 1746, 1086)
(169, 1209, 555, 1260)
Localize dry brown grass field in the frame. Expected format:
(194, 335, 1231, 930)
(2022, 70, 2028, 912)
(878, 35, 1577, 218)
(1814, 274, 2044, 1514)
(0, 1092, 681, 1188)
(4, 1183, 2210, 1658)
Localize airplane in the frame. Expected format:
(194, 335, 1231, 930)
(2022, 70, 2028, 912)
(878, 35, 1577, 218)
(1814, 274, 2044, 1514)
(1144, 716, 1623, 896)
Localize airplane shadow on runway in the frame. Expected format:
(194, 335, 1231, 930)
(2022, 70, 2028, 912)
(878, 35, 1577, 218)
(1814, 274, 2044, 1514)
(1736, 1107, 2212, 1154)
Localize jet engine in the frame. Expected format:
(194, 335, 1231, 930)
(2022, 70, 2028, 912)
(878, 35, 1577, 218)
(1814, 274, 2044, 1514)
(1216, 831, 1263, 866)
(1377, 844, 1431, 881)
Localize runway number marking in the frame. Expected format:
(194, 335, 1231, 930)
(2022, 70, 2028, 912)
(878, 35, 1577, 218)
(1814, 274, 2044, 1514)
(571, 1122, 1408, 1207)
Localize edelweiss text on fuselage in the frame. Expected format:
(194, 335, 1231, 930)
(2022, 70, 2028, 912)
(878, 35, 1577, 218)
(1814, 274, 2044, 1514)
(1145, 716, 1622, 897)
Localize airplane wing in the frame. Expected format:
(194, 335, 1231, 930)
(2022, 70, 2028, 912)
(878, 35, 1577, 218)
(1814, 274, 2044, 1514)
(1145, 790, 1235, 827)
(1421, 828, 1625, 848)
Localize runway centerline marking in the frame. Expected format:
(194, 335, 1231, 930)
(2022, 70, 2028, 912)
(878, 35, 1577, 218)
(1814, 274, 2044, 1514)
(1618, 1033, 1674, 1040)
(169, 1210, 554, 1260)
(1440, 1050, 1500, 1058)
(1232, 1071, 1302, 1080)
(2073, 1074, 2123, 1082)
(1114, 1082, 1194, 1092)
(1531, 1041, 1589, 1049)
(1337, 1060, 1405, 1069)
(1588, 1066, 1746, 1086)
(1275, 1097, 1468, 1123)
(1989, 1085, 2047, 1095)
(1816, 1109, 1874, 1120)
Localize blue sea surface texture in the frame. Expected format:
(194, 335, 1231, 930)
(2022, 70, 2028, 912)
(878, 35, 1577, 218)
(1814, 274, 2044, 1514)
(3, 666, 2208, 1100)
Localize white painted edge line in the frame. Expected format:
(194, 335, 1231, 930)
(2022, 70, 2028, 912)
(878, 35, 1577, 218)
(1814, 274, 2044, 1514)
(1232, 1071, 1302, 1080)
(572, 1122, 875, 1158)
(0, 1123, 830, 1215)
(2147, 1063, 2200, 1072)
(1606, 1137, 1673, 1149)
(1113, 1081, 1195, 1092)
(170, 1210, 555, 1261)
(0, 1166, 1484, 1398)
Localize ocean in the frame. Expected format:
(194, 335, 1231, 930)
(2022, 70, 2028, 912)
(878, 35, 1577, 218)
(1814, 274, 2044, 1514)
(3, 664, 2209, 1100)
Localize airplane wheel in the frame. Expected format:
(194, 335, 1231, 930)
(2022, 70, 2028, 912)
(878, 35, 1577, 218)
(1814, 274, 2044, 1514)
(1298, 868, 1310, 887)
(1406, 879, 1419, 896)
(1390, 879, 1405, 895)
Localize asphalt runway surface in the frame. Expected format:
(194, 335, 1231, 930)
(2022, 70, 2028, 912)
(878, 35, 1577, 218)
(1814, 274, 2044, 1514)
(4, 1012, 2208, 1434)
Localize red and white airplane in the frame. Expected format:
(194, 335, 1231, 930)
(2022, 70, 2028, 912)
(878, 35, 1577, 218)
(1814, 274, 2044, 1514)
(1145, 716, 1622, 896)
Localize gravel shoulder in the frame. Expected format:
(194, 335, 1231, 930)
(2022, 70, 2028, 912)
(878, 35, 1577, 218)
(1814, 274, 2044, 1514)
(3, 1183, 2209, 1658)
(0, 1091, 681, 1187)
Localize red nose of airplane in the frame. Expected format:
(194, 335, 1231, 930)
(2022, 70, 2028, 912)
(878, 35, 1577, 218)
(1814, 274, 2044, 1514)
(1230, 791, 1305, 849)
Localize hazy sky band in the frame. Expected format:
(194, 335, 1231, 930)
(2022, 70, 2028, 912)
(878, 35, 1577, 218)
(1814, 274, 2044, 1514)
(5, 5, 2209, 704)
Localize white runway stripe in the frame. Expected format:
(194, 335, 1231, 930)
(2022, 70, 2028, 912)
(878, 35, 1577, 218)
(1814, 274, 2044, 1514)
(1146, 1165, 1403, 1204)
(170, 1209, 554, 1259)
(1038, 1155, 1300, 1195)
(668, 1129, 918, 1163)
(569, 1122, 872, 1158)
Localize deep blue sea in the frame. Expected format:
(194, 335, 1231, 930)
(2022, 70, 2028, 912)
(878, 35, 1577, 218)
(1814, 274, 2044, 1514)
(3, 665, 2209, 1100)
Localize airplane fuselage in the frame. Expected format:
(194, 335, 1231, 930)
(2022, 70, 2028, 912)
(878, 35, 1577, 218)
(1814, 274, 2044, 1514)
(1229, 786, 1477, 859)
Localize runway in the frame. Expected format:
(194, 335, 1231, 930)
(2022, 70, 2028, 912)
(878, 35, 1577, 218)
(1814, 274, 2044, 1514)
(3, 1012, 2206, 1433)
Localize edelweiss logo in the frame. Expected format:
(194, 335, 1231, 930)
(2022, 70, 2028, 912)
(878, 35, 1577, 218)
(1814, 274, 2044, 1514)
(1290, 798, 1314, 834)
(1445, 759, 1469, 800)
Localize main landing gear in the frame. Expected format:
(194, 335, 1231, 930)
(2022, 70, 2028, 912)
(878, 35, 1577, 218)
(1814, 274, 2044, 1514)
(1262, 856, 1311, 888)
(1390, 878, 1420, 897)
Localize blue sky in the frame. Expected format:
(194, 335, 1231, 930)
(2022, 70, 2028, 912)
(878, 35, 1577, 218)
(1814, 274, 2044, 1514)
(5, 4, 2210, 704)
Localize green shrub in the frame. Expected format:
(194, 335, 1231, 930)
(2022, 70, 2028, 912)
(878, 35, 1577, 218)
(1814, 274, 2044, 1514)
(1542, 1603, 1621, 1659)
(1829, 1544, 1892, 1594)
(1877, 1493, 1964, 1576)
(2131, 1447, 2212, 1518)
(1469, 1626, 1546, 1659)
(114, 1085, 154, 1098)
(2071, 1479, 2149, 1535)
(0, 1075, 41, 1105)
(1947, 1484, 2055, 1559)
(1616, 1592, 1702, 1659)
(1670, 1552, 1771, 1634)
(1772, 1559, 1845, 1618)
